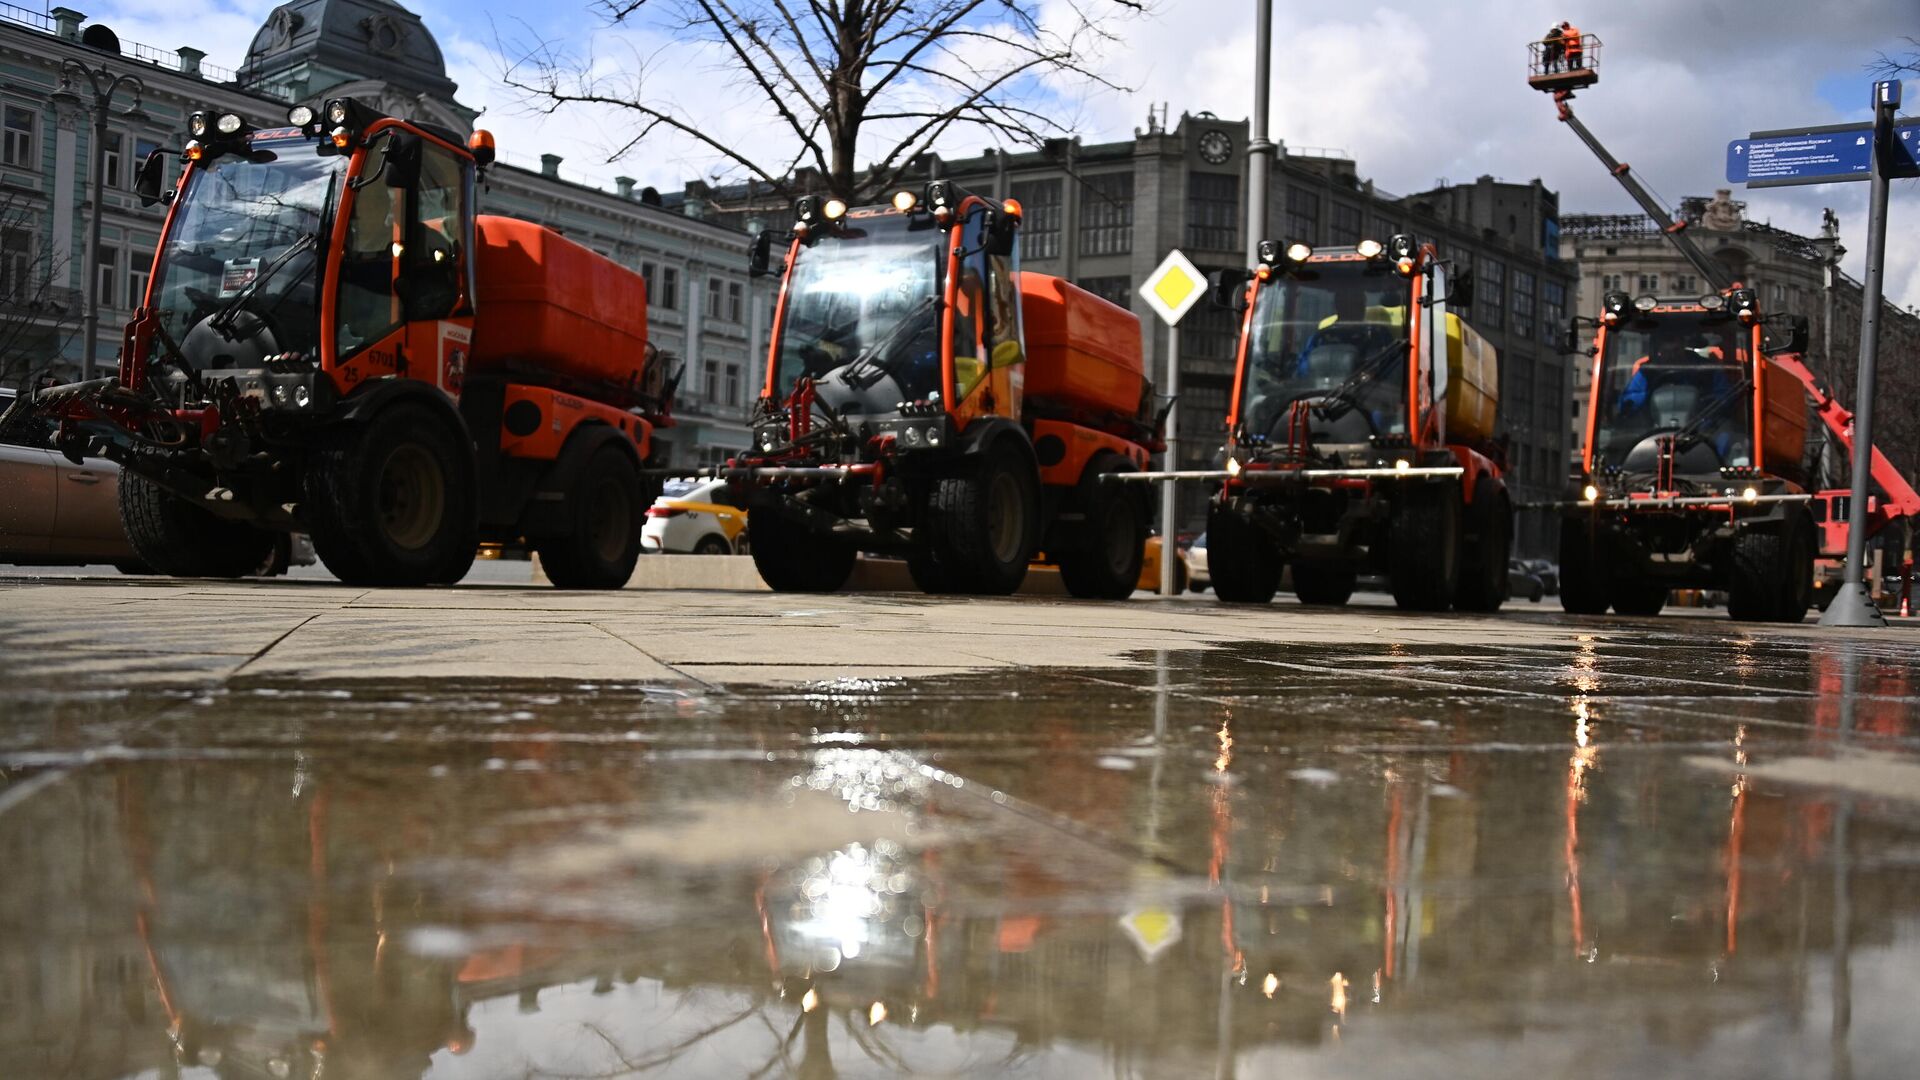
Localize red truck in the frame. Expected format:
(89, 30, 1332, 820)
(18, 99, 671, 588)
(726, 184, 1159, 597)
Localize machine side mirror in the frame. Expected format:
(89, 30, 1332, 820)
(748, 230, 778, 278)
(134, 149, 170, 207)
(985, 211, 1018, 257)
(1448, 271, 1475, 309)
(384, 130, 423, 190)
(1561, 316, 1598, 357)
(1766, 314, 1810, 355)
(1207, 269, 1251, 312)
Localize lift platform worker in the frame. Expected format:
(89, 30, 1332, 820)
(1562, 23, 1584, 70)
(1541, 24, 1565, 72)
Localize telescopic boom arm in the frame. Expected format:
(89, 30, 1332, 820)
(1553, 100, 1734, 293)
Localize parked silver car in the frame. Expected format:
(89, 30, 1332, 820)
(0, 387, 142, 569)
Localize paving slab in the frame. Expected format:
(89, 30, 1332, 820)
(3, 573, 1920, 1079)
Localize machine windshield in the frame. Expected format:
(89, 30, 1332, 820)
(771, 213, 947, 418)
(149, 140, 341, 370)
(1237, 262, 1412, 445)
(1591, 312, 1754, 474)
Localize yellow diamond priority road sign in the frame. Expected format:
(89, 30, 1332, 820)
(1118, 905, 1183, 962)
(1139, 249, 1206, 327)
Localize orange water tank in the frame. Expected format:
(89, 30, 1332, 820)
(1020, 275, 1149, 424)
(1760, 356, 1810, 482)
(469, 216, 654, 402)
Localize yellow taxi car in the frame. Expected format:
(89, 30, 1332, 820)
(641, 478, 748, 555)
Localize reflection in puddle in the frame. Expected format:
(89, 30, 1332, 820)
(5, 635, 1920, 1078)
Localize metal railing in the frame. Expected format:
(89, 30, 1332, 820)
(0, 5, 241, 84)
(0, 2, 52, 32)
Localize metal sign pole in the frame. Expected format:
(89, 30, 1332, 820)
(1820, 80, 1900, 629)
(1245, 0, 1275, 267)
(1161, 323, 1181, 596)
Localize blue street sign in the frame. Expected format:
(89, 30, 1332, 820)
(1726, 119, 1920, 187)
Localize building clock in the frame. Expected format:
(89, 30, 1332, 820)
(1198, 130, 1233, 165)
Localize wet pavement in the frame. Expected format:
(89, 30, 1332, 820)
(4, 578, 1920, 1078)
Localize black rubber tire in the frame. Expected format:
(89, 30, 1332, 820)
(114, 560, 153, 575)
(1291, 560, 1356, 606)
(1727, 526, 1783, 622)
(1559, 519, 1611, 615)
(927, 439, 1039, 595)
(538, 445, 646, 588)
(1188, 582, 1209, 594)
(1206, 503, 1279, 604)
(1452, 477, 1509, 613)
(748, 504, 855, 592)
(1389, 482, 1460, 612)
(1780, 515, 1815, 623)
(1611, 580, 1669, 617)
(304, 402, 476, 587)
(1728, 515, 1815, 623)
(1056, 459, 1147, 601)
(118, 471, 277, 579)
(692, 534, 733, 556)
(905, 538, 965, 593)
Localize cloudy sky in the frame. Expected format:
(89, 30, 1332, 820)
(72, 0, 1919, 306)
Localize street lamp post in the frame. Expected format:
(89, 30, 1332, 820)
(51, 59, 148, 383)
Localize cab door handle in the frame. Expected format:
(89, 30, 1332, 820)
(66, 470, 101, 484)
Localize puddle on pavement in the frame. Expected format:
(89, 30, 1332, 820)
(4, 635, 1920, 1079)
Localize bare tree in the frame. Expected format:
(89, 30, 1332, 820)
(0, 189, 79, 391)
(1869, 36, 1919, 79)
(501, 0, 1151, 203)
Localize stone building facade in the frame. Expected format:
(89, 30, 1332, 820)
(0, 2, 759, 467)
(1561, 191, 1920, 492)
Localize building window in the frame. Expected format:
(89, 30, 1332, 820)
(1185, 269, 1241, 360)
(128, 249, 152, 308)
(659, 265, 680, 310)
(1285, 187, 1319, 243)
(1075, 275, 1131, 308)
(1512, 269, 1535, 339)
(1372, 217, 1400, 241)
(640, 261, 658, 305)
(1541, 280, 1567, 345)
(706, 277, 724, 319)
(1673, 273, 1697, 294)
(725, 362, 741, 406)
(1186, 172, 1238, 251)
(727, 281, 744, 323)
(2, 105, 33, 168)
(1330, 203, 1363, 245)
(0, 226, 31, 298)
(1079, 172, 1133, 256)
(1602, 273, 1622, 291)
(1636, 273, 1657, 293)
(94, 245, 119, 309)
(100, 131, 124, 190)
(1010, 178, 1061, 260)
(1477, 258, 1505, 330)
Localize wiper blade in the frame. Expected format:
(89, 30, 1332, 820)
(1312, 338, 1407, 419)
(208, 234, 316, 339)
(1669, 374, 1753, 449)
(838, 296, 936, 390)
